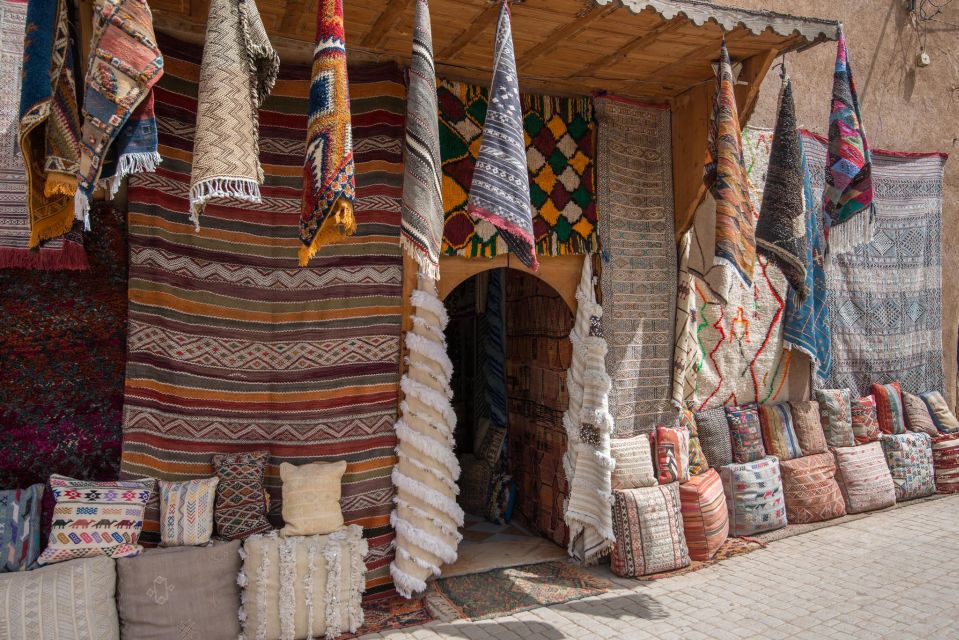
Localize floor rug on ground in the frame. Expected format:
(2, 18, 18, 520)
(443, 514, 569, 578)
(632, 536, 765, 581)
(337, 595, 434, 638)
(118, 35, 404, 596)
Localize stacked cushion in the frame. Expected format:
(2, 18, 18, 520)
(931, 433, 959, 493)
(279, 461, 347, 536)
(695, 407, 733, 469)
(158, 477, 219, 546)
(610, 435, 656, 489)
(655, 425, 690, 483)
(815, 389, 855, 448)
(679, 408, 709, 474)
(833, 442, 897, 513)
(678, 469, 729, 561)
(880, 433, 935, 501)
(851, 395, 881, 444)
(789, 400, 828, 455)
(611, 483, 689, 577)
(872, 382, 906, 434)
(758, 403, 803, 460)
(0, 484, 43, 572)
(920, 391, 959, 433)
(725, 404, 766, 463)
(903, 391, 940, 436)
(779, 453, 846, 524)
(720, 456, 787, 536)
(212, 451, 273, 540)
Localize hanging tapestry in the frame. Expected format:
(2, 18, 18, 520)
(438, 81, 596, 260)
(118, 36, 405, 597)
(594, 96, 675, 436)
(800, 130, 945, 398)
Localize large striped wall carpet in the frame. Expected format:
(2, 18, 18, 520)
(118, 35, 404, 597)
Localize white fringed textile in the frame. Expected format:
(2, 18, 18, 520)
(390, 276, 464, 598)
(563, 258, 616, 565)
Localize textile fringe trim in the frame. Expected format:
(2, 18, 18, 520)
(103, 151, 162, 198)
(401, 235, 441, 282)
(189, 177, 263, 229)
(74, 191, 91, 232)
(827, 209, 875, 257)
(43, 172, 77, 197)
(0, 244, 88, 271)
(298, 199, 356, 266)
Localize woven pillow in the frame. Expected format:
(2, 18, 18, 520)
(780, 453, 846, 524)
(789, 400, 827, 455)
(478, 425, 508, 467)
(719, 456, 787, 536)
(872, 382, 906, 434)
(0, 484, 43, 573)
(678, 469, 728, 561)
(655, 425, 690, 484)
(758, 403, 803, 461)
(610, 435, 656, 489)
(814, 389, 855, 448)
(932, 433, 959, 494)
(725, 404, 765, 464)
(903, 391, 939, 436)
(695, 407, 732, 469)
(880, 433, 935, 501)
(920, 391, 959, 433)
(212, 451, 273, 540)
(679, 408, 709, 474)
(280, 461, 347, 536)
(851, 395, 881, 444)
(38, 475, 153, 566)
(832, 442, 897, 513)
(159, 477, 219, 546)
(611, 484, 689, 577)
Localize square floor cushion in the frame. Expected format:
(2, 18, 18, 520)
(758, 403, 803, 461)
(903, 391, 940, 437)
(779, 453, 846, 524)
(117, 540, 241, 640)
(678, 469, 729, 561)
(0, 484, 43, 572)
(789, 400, 828, 455)
(872, 382, 907, 435)
(279, 460, 347, 536)
(725, 404, 766, 464)
(212, 451, 273, 540)
(610, 435, 656, 489)
(678, 408, 709, 475)
(932, 433, 959, 494)
(695, 407, 733, 470)
(158, 477, 218, 546)
(720, 456, 787, 536)
(851, 395, 882, 445)
(814, 389, 856, 448)
(832, 442, 897, 514)
(611, 484, 689, 577)
(655, 425, 690, 484)
(880, 432, 935, 501)
(920, 391, 959, 433)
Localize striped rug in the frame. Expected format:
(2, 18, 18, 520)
(118, 35, 404, 597)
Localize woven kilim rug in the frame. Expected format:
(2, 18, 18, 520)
(631, 536, 765, 581)
(335, 595, 434, 638)
(800, 131, 946, 397)
(594, 96, 676, 435)
(118, 35, 404, 597)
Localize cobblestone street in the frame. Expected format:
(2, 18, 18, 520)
(363, 494, 959, 640)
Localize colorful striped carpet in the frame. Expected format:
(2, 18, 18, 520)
(118, 35, 404, 597)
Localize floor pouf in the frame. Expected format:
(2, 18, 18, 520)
(720, 456, 787, 536)
(678, 469, 729, 561)
(833, 442, 896, 513)
(880, 433, 935, 501)
(932, 433, 959, 494)
(611, 483, 689, 577)
(779, 453, 846, 524)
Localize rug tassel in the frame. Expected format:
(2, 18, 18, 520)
(827, 209, 875, 257)
(298, 198, 356, 266)
(43, 172, 78, 197)
(189, 177, 263, 230)
(105, 151, 163, 197)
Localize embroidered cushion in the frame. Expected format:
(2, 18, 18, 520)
(679, 408, 709, 474)
(0, 556, 119, 640)
(0, 484, 43, 572)
(720, 456, 787, 536)
(678, 469, 728, 561)
(832, 442, 897, 514)
(789, 401, 828, 455)
(880, 433, 935, 501)
(610, 435, 656, 489)
(611, 484, 689, 577)
(872, 382, 906, 435)
(758, 403, 803, 461)
(280, 461, 348, 537)
(920, 391, 959, 433)
(814, 389, 855, 448)
(932, 434, 959, 494)
(38, 475, 153, 566)
(239, 527, 368, 640)
(695, 407, 733, 469)
(478, 425, 508, 467)
(779, 453, 846, 524)
(725, 404, 765, 464)
(117, 540, 241, 640)
(158, 477, 219, 546)
(851, 395, 882, 444)
(903, 391, 939, 436)
(212, 451, 273, 540)
(655, 425, 690, 484)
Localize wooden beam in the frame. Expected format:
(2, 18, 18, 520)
(361, 0, 414, 48)
(437, 1, 500, 60)
(573, 15, 687, 79)
(670, 81, 712, 241)
(735, 47, 780, 125)
(75, 0, 95, 76)
(517, 2, 617, 71)
(279, 0, 308, 34)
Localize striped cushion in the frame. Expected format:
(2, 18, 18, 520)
(758, 403, 803, 461)
(833, 442, 897, 513)
(725, 404, 766, 464)
(920, 391, 959, 433)
(780, 453, 846, 524)
(655, 425, 690, 484)
(789, 401, 827, 455)
(880, 433, 935, 501)
(720, 456, 786, 536)
(695, 408, 732, 469)
(679, 408, 709, 475)
(932, 433, 959, 494)
(903, 392, 939, 436)
(610, 435, 656, 489)
(159, 477, 219, 546)
(872, 382, 906, 435)
(678, 469, 728, 561)
(611, 484, 689, 577)
(851, 395, 881, 444)
(814, 389, 855, 448)
(0, 484, 43, 573)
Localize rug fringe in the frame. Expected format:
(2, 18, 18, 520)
(0, 243, 88, 271)
(189, 177, 263, 230)
(827, 209, 875, 257)
(104, 151, 162, 198)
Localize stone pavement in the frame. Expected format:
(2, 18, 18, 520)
(362, 494, 959, 639)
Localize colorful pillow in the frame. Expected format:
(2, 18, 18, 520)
(611, 484, 689, 577)
(725, 404, 765, 464)
(695, 407, 733, 469)
(903, 391, 939, 436)
(117, 541, 242, 640)
(832, 442, 897, 513)
(719, 456, 787, 536)
(655, 425, 690, 484)
(789, 400, 828, 455)
(38, 475, 153, 566)
(279, 461, 347, 537)
(159, 477, 219, 546)
(679, 408, 709, 475)
(678, 469, 728, 561)
(814, 389, 855, 448)
(872, 382, 906, 434)
(932, 434, 959, 494)
(758, 403, 803, 461)
(880, 433, 935, 501)
(920, 391, 959, 433)
(851, 395, 881, 444)
(779, 453, 846, 524)
(610, 435, 656, 489)
(212, 451, 273, 540)
(0, 484, 44, 573)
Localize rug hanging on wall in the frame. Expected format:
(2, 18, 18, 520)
(594, 96, 675, 435)
(800, 131, 945, 397)
(118, 35, 405, 597)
